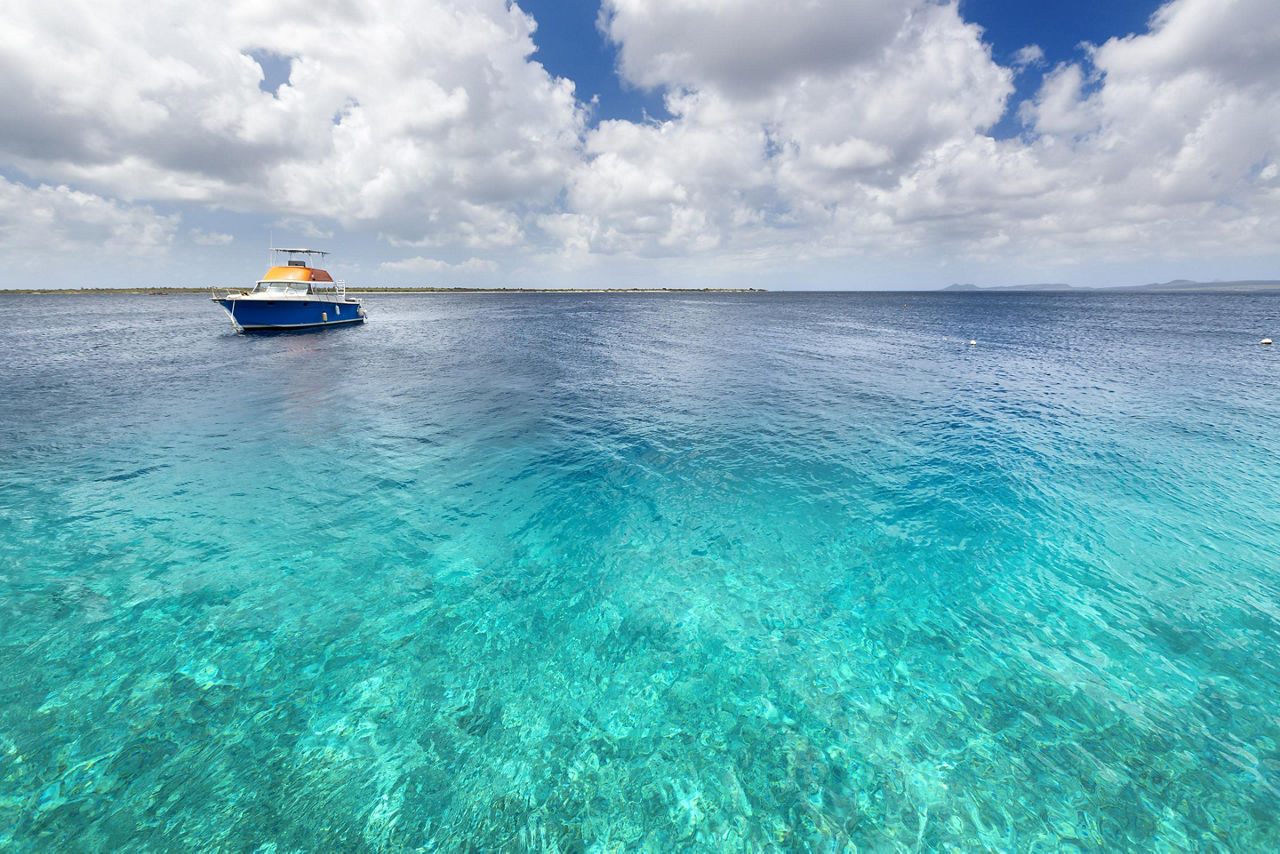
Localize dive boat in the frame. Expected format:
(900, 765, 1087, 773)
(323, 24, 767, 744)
(211, 248, 366, 332)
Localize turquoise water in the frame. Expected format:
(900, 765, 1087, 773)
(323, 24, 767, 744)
(2, 292, 1279, 851)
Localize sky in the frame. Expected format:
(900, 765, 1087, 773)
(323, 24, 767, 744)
(1, 0, 1278, 290)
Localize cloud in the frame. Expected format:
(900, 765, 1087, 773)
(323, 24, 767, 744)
(1094, 0, 1280, 87)
(191, 229, 234, 245)
(601, 0, 912, 95)
(563, 1, 1012, 260)
(1004, 0, 1280, 260)
(1012, 44, 1045, 69)
(382, 203, 526, 250)
(271, 217, 333, 240)
(0, 178, 178, 270)
(553, 0, 1280, 275)
(0, 0, 585, 246)
(379, 256, 499, 274)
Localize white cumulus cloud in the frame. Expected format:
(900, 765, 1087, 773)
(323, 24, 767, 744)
(562, 1, 1012, 264)
(1012, 44, 1045, 69)
(0, 0, 585, 250)
(0, 179, 178, 272)
(1006, 0, 1280, 263)
(550, 0, 1280, 279)
(601, 0, 912, 95)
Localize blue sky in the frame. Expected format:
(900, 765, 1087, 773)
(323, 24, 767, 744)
(520, 0, 671, 123)
(1, 0, 1277, 289)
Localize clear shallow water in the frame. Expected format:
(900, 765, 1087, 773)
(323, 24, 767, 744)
(1, 291, 1279, 851)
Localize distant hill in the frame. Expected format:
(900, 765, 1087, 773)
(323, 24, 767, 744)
(943, 280, 1280, 293)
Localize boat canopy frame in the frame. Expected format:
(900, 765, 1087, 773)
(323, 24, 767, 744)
(270, 247, 331, 268)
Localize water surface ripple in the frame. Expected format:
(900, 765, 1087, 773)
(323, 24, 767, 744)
(2, 292, 1279, 851)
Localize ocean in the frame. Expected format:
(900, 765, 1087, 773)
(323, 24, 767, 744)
(2, 291, 1278, 850)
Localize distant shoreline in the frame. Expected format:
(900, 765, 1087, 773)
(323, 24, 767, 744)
(942, 280, 1280, 293)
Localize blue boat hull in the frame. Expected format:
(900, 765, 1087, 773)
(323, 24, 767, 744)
(215, 298, 365, 331)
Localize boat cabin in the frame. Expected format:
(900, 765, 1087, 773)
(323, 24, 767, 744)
(253, 248, 336, 295)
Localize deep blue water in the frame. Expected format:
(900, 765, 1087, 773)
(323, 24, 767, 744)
(2, 291, 1279, 851)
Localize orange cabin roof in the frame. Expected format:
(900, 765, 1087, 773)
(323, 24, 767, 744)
(261, 266, 333, 283)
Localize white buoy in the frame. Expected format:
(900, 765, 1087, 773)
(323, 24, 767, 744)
(1264, 338, 1273, 345)
(322, 312, 328, 322)
(968, 340, 977, 346)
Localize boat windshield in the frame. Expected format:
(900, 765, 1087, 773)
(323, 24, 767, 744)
(254, 281, 310, 295)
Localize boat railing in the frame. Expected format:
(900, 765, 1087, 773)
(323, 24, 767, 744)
(311, 280, 347, 299)
(211, 282, 351, 300)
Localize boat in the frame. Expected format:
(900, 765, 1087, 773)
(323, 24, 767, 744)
(211, 248, 366, 332)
